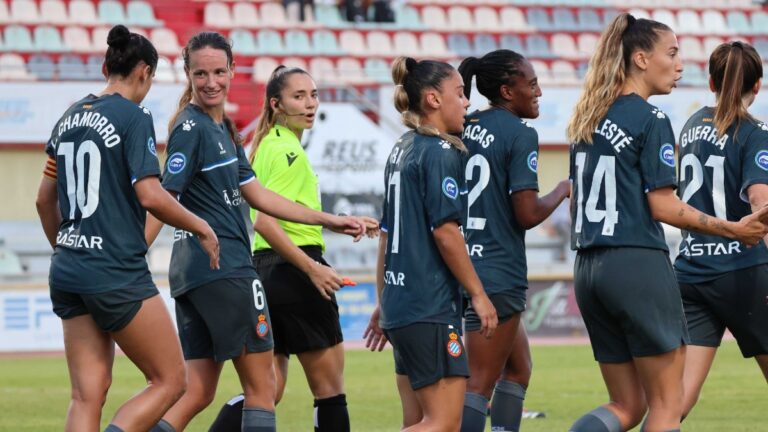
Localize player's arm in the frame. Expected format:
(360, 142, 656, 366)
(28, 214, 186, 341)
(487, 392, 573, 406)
(134, 177, 220, 269)
(364, 232, 388, 351)
(647, 186, 768, 245)
(433, 221, 497, 338)
(511, 180, 570, 229)
(254, 211, 342, 300)
(35, 159, 61, 248)
(240, 179, 374, 240)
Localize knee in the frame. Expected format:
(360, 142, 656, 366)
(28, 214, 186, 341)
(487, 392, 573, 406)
(501, 363, 532, 388)
(155, 367, 187, 405)
(467, 370, 501, 397)
(612, 400, 648, 428)
(71, 374, 112, 408)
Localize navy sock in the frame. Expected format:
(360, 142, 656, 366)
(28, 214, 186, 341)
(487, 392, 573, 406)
(460, 392, 488, 432)
(569, 406, 622, 432)
(149, 419, 175, 432)
(242, 407, 276, 432)
(209, 394, 244, 432)
(490, 380, 526, 432)
(313, 393, 350, 432)
(104, 425, 124, 432)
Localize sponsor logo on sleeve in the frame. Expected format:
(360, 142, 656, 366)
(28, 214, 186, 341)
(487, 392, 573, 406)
(442, 177, 459, 199)
(167, 152, 187, 174)
(755, 150, 768, 171)
(527, 151, 538, 173)
(147, 137, 157, 156)
(660, 143, 675, 167)
(286, 151, 298, 166)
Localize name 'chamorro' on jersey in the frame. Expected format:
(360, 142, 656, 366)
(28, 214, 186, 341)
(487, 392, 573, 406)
(462, 108, 539, 296)
(45, 93, 160, 294)
(379, 131, 465, 331)
(162, 104, 258, 297)
(674, 107, 768, 283)
(570, 94, 677, 251)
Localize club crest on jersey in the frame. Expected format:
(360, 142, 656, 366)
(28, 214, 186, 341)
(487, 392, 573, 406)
(147, 137, 157, 156)
(442, 177, 459, 199)
(659, 144, 675, 167)
(256, 314, 269, 337)
(182, 119, 196, 131)
(446, 332, 462, 358)
(651, 108, 666, 119)
(527, 151, 538, 172)
(756, 150, 768, 171)
(167, 152, 186, 174)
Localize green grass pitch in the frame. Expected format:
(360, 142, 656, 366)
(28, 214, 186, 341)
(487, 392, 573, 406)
(0, 342, 764, 431)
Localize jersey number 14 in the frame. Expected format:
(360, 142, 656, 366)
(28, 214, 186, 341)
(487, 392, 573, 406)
(574, 152, 619, 236)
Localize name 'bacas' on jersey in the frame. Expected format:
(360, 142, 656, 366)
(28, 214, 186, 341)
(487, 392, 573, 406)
(462, 124, 495, 148)
(57, 111, 121, 148)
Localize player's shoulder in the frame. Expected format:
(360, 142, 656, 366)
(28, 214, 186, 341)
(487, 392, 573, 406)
(170, 104, 206, 135)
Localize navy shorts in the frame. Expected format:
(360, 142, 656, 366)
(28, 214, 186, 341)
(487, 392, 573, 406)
(51, 284, 158, 333)
(680, 263, 768, 358)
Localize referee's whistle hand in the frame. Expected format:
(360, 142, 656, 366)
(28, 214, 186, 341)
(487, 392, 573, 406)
(308, 261, 342, 300)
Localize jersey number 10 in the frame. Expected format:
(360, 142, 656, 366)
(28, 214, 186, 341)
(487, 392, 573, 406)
(57, 141, 101, 220)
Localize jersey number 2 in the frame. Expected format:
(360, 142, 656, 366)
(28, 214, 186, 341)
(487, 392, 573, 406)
(465, 154, 491, 230)
(574, 152, 619, 236)
(57, 141, 101, 219)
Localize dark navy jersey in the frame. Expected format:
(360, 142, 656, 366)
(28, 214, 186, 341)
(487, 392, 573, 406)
(379, 131, 465, 330)
(674, 107, 768, 283)
(570, 94, 677, 251)
(462, 108, 539, 296)
(162, 104, 257, 297)
(45, 93, 159, 294)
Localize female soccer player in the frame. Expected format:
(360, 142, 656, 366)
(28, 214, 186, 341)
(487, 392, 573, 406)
(457, 49, 570, 432)
(567, 14, 768, 432)
(674, 42, 768, 419)
(207, 66, 376, 432)
(145, 32, 371, 432)
(365, 56, 498, 432)
(35, 25, 220, 432)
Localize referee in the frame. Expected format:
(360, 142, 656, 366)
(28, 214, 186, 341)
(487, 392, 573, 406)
(210, 65, 364, 432)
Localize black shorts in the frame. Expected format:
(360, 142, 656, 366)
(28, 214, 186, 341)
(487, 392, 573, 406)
(253, 247, 343, 357)
(384, 322, 469, 390)
(575, 247, 689, 363)
(175, 277, 274, 362)
(464, 290, 526, 332)
(51, 284, 158, 333)
(680, 264, 768, 358)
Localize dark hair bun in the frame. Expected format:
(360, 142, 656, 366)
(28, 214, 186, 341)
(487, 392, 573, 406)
(107, 25, 131, 49)
(405, 57, 418, 72)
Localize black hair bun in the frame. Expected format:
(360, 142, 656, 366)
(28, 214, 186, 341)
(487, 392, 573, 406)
(405, 57, 418, 72)
(107, 25, 131, 49)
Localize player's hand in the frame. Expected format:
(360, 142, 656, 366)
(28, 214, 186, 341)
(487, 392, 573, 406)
(307, 261, 342, 301)
(325, 215, 372, 241)
(734, 206, 768, 246)
(470, 293, 498, 339)
(363, 306, 388, 351)
(361, 216, 381, 239)
(197, 224, 220, 270)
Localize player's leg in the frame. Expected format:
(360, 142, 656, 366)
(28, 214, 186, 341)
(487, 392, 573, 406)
(274, 354, 289, 404)
(61, 313, 114, 432)
(491, 319, 533, 432)
(208, 394, 245, 432)
(461, 310, 522, 432)
(571, 361, 647, 432)
(108, 294, 187, 431)
(681, 345, 717, 418)
(405, 376, 465, 432)
(396, 373, 424, 429)
(756, 355, 768, 382)
(232, 350, 277, 431)
(635, 346, 686, 431)
(296, 343, 348, 432)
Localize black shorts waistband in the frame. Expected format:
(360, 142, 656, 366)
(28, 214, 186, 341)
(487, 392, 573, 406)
(252, 245, 323, 267)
